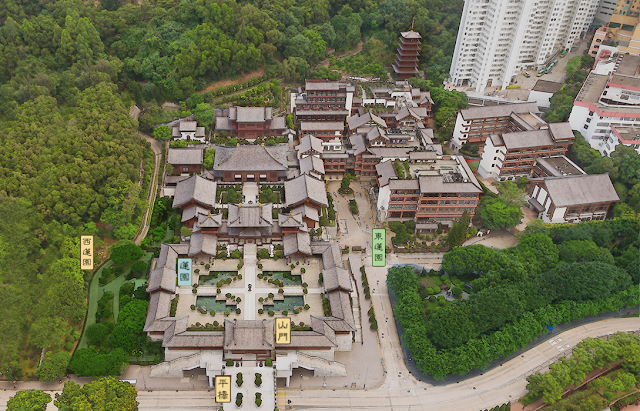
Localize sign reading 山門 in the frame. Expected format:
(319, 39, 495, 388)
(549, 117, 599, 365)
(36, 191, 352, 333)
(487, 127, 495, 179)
(177, 258, 192, 286)
(275, 318, 291, 345)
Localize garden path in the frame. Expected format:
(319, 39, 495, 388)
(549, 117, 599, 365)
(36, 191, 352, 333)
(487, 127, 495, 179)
(77, 252, 154, 350)
(243, 244, 257, 320)
(242, 183, 259, 204)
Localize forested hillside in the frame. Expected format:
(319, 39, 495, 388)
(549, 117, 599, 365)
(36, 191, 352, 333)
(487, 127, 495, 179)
(1, 0, 463, 106)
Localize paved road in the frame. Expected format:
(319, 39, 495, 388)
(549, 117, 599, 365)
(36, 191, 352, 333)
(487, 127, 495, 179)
(134, 131, 164, 245)
(284, 317, 639, 411)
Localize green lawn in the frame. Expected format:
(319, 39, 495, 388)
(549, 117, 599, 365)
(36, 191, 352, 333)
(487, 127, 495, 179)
(78, 252, 153, 350)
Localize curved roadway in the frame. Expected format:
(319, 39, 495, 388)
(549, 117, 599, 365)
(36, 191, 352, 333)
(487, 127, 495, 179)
(285, 317, 639, 411)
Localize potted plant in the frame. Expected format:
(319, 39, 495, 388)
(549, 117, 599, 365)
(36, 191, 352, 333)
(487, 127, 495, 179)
(255, 393, 262, 407)
(236, 372, 243, 387)
(255, 373, 262, 387)
(235, 393, 243, 407)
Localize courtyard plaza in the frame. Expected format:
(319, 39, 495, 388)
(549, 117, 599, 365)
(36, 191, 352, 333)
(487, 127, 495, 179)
(175, 245, 325, 326)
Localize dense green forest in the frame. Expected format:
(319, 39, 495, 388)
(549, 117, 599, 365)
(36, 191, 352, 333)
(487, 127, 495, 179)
(389, 219, 639, 379)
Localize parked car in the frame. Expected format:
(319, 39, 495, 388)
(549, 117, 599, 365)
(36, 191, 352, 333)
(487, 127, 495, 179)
(523, 71, 530, 78)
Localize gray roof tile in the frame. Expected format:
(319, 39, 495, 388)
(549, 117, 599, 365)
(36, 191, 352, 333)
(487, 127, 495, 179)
(167, 148, 204, 165)
(285, 174, 329, 208)
(172, 175, 217, 209)
(540, 174, 619, 207)
(213, 145, 288, 171)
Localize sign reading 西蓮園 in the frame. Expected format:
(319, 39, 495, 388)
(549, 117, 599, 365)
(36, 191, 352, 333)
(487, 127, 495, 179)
(177, 258, 192, 286)
(81, 236, 93, 270)
(372, 229, 385, 267)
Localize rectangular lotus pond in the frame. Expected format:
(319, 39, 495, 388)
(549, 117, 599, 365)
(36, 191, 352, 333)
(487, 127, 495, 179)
(262, 271, 302, 285)
(263, 295, 305, 312)
(199, 271, 238, 285)
(196, 296, 237, 312)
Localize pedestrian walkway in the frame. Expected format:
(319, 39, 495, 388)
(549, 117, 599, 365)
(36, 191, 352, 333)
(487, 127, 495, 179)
(243, 244, 257, 320)
(222, 366, 274, 411)
(243, 182, 259, 204)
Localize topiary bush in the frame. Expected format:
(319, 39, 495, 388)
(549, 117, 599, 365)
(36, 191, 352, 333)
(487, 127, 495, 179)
(236, 372, 243, 387)
(255, 373, 262, 387)
(265, 358, 273, 366)
(268, 311, 275, 316)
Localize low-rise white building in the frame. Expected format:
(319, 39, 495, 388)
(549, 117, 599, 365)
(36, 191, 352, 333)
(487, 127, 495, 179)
(527, 80, 563, 110)
(528, 173, 619, 223)
(568, 54, 640, 156)
(172, 120, 206, 142)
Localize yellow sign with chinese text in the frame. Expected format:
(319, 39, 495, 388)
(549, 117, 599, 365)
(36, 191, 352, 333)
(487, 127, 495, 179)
(215, 375, 231, 403)
(80, 236, 93, 270)
(275, 318, 291, 344)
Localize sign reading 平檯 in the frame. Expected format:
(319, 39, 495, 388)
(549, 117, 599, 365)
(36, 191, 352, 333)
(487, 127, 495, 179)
(215, 375, 231, 402)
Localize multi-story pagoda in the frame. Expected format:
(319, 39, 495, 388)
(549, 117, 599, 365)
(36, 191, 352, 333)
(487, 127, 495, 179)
(392, 30, 421, 80)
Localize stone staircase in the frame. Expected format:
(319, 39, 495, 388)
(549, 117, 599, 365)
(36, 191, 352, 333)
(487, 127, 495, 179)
(149, 352, 203, 378)
(295, 353, 347, 377)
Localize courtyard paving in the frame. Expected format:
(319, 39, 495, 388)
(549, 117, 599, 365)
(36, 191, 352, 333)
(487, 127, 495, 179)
(222, 366, 275, 411)
(178, 248, 325, 326)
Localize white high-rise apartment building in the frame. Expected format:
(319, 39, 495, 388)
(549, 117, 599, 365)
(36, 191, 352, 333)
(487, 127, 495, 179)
(449, 0, 599, 92)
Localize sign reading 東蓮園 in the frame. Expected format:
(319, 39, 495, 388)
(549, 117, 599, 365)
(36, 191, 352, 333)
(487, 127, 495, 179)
(372, 229, 385, 267)
(177, 258, 192, 286)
